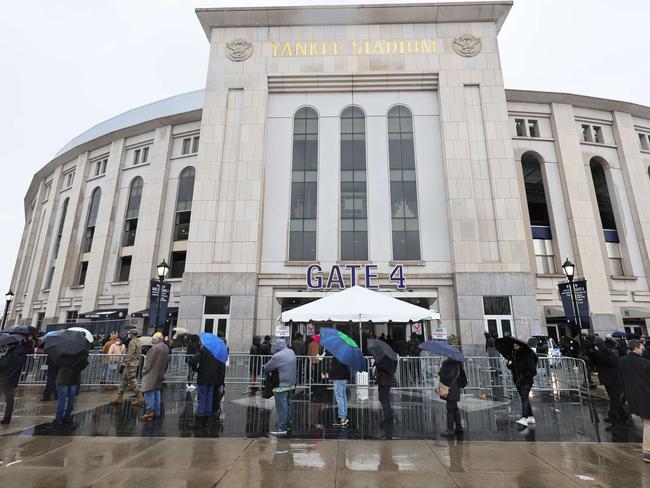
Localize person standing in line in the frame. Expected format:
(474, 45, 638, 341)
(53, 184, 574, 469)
(618, 339, 650, 463)
(53, 350, 89, 425)
(139, 333, 169, 422)
(110, 329, 143, 407)
(41, 355, 59, 402)
(588, 339, 629, 427)
(248, 335, 261, 395)
(291, 333, 307, 385)
(258, 335, 273, 357)
(212, 337, 228, 419)
(307, 335, 322, 394)
(375, 360, 397, 425)
(100, 334, 118, 384)
(0, 339, 28, 425)
(263, 339, 297, 437)
(438, 357, 467, 436)
(326, 355, 350, 428)
(507, 342, 537, 426)
(189, 337, 223, 426)
(185, 334, 201, 391)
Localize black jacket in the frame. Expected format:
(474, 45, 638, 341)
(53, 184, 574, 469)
(55, 352, 89, 386)
(328, 356, 350, 380)
(0, 343, 28, 388)
(438, 359, 468, 402)
(190, 347, 226, 385)
(258, 341, 272, 356)
(507, 349, 537, 386)
(591, 347, 620, 386)
(291, 339, 306, 356)
(619, 352, 650, 419)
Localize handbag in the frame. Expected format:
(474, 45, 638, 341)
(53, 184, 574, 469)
(436, 367, 461, 399)
(118, 364, 125, 375)
(261, 369, 280, 399)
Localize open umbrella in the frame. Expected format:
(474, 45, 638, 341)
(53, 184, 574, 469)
(494, 336, 536, 361)
(418, 341, 465, 362)
(173, 327, 188, 336)
(611, 331, 627, 338)
(43, 330, 89, 363)
(319, 328, 366, 372)
(367, 339, 398, 373)
(200, 333, 228, 364)
(68, 326, 93, 343)
(0, 333, 20, 346)
(4, 324, 38, 336)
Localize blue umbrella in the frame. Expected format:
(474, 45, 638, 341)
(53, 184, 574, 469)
(611, 331, 627, 338)
(200, 333, 228, 364)
(319, 328, 366, 372)
(418, 341, 465, 362)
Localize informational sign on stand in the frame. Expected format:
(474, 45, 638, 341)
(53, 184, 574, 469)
(432, 327, 448, 340)
(558, 279, 590, 331)
(275, 324, 291, 337)
(148, 280, 171, 328)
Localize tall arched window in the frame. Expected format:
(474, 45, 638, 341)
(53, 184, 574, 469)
(170, 167, 195, 278)
(44, 198, 69, 289)
(521, 153, 555, 273)
(590, 159, 624, 275)
(388, 105, 420, 261)
(123, 177, 143, 247)
(77, 187, 101, 285)
(289, 107, 318, 261)
(340, 106, 367, 261)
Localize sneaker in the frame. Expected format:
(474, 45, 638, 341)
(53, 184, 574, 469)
(643, 453, 650, 463)
(340, 418, 349, 428)
(270, 429, 288, 437)
(527, 417, 536, 425)
(516, 417, 529, 426)
(0, 419, 10, 425)
(332, 417, 343, 427)
(186, 384, 196, 391)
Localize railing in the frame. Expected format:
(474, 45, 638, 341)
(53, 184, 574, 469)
(14, 352, 591, 402)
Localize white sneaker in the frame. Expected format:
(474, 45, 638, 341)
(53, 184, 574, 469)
(516, 417, 529, 426)
(186, 384, 196, 391)
(527, 417, 536, 425)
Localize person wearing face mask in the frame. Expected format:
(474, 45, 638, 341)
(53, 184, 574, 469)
(107, 337, 126, 387)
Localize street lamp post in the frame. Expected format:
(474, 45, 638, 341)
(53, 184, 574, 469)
(561, 258, 581, 337)
(154, 260, 170, 334)
(1, 290, 14, 331)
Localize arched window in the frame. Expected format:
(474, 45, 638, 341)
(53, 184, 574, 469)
(388, 105, 420, 261)
(122, 177, 143, 247)
(340, 106, 368, 261)
(169, 167, 195, 278)
(521, 153, 555, 273)
(289, 107, 318, 261)
(81, 187, 101, 253)
(590, 159, 624, 275)
(53, 198, 69, 259)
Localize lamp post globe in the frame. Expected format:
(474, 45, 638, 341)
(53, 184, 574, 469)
(562, 258, 575, 282)
(157, 260, 170, 280)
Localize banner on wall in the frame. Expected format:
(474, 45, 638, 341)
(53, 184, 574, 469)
(149, 280, 171, 328)
(558, 279, 590, 331)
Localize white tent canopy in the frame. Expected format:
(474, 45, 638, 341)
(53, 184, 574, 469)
(280, 285, 440, 323)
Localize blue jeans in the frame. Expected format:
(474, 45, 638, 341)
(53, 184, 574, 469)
(144, 389, 161, 416)
(274, 389, 294, 431)
(56, 385, 78, 420)
(196, 384, 214, 417)
(333, 380, 348, 420)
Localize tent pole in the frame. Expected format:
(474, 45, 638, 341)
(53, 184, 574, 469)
(359, 314, 363, 354)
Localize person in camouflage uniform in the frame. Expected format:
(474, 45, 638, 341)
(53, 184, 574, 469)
(110, 329, 144, 407)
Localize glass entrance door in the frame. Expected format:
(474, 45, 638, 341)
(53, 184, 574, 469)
(202, 314, 229, 340)
(484, 316, 514, 338)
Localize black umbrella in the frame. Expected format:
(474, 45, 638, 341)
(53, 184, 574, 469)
(494, 336, 535, 360)
(43, 330, 88, 362)
(0, 333, 20, 346)
(367, 339, 398, 373)
(4, 324, 39, 336)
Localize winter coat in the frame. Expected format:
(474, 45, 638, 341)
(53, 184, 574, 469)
(307, 339, 321, 365)
(591, 346, 620, 386)
(258, 340, 272, 357)
(108, 342, 126, 360)
(123, 337, 141, 367)
(249, 336, 261, 374)
(375, 363, 397, 387)
(438, 359, 468, 402)
(619, 352, 650, 419)
(291, 338, 307, 356)
(140, 341, 170, 392)
(507, 348, 537, 386)
(55, 352, 89, 386)
(263, 340, 297, 388)
(190, 346, 226, 385)
(101, 335, 118, 364)
(328, 356, 350, 381)
(0, 343, 28, 388)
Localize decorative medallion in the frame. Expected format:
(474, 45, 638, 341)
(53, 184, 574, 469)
(452, 34, 481, 57)
(225, 39, 253, 62)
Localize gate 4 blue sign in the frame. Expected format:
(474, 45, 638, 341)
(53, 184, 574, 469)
(306, 264, 406, 289)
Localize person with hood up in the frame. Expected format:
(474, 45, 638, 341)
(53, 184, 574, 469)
(248, 335, 261, 395)
(189, 336, 225, 426)
(139, 332, 170, 422)
(438, 357, 467, 436)
(0, 339, 28, 424)
(618, 339, 650, 463)
(506, 342, 538, 426)
(263, 339, 297, 437)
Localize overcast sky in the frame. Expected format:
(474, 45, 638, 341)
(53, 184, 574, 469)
(0, 0, 648, 301)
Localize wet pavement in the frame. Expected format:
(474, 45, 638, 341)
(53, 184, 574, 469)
(0, 386, 647, 487)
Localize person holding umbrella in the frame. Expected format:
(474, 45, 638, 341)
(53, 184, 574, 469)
(0, 334, 28, 425)
(496, 336, 538, 426)
(189, 333, 228, 426)
(324, 355, 350, 428)
(368, 338, 398, 425)
(53, 347, 89, 425)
